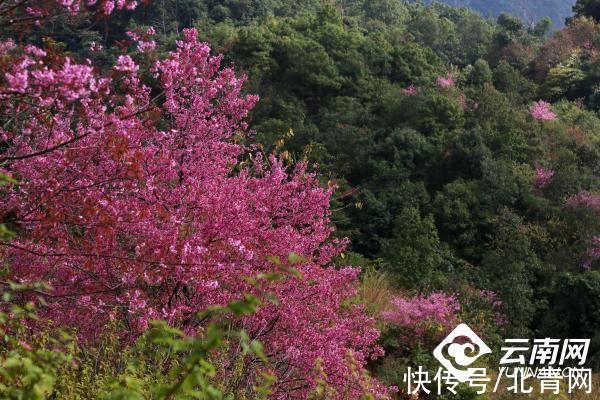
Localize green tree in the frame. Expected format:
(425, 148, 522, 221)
(382, 207, 448, 288)
(573, 0, 600, 22)
(482, 211, 541, 336)
(470, 59, 493, 87)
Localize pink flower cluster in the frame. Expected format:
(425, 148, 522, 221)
(436, 74, 455, 88)
(14, 0, 139, 17)
(382, 292, 460, 336)
(566, 191, 600, 213)
(126, 27, 157, 53)
(0, 40, 16, 55)
(404, 84, 417, 96)
(90, 41, 103, 52)
(114, 54, 139, 73)
(530, 100, 557, 121)
(54, 0, 137, 15)
(535, 166, 555, 189)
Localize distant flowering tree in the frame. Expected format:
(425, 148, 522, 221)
(436, 73, 455, 88)
(534, 166, 555, 189)
(0, 0, 137, 27)
(0, 6, 390, 397)
(404, 84, 417, 96)
(566, 191, 600, 213)
(382, 292, 460, 338)
(478, 290, 507, 327)
(530, 100, 557, 121)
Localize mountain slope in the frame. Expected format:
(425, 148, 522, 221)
(420, 0, 576, 27)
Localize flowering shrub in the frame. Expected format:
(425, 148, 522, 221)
(478, 290, 507, 327)
(566, 191, 600, 213)
(534, 166, 555, 189)
(436, 74, 455, 88)
(0, 25, 389, 399)
(382, 292, 461, 337)
(404, 84, 417, 96)
(530, 100, 557, 121)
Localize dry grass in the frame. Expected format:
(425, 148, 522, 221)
(358, 268, 397, 320)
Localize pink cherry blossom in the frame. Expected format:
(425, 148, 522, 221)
(566, 191, 600, 213)
(90, 41, 103, 52)
(24, 44, 47, 57)
(18, 340, 33, 351)
(535, 166, 555, 189)
(0, 40, 15, 55)
(436, 73, 455, 88)
(479, 289, 507, 326)
(25, 6, 44, 17)
(127, 28, 157, 53)
(404, 84, 417, 96)
(382, 292, 460, 337)
(530, 100, 557, 121)
(54, 0, 133, 15)
(114, 54, 139, 74)
(103, 0, 115, 14)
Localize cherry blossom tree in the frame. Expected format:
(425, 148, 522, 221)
(382, 292, 461, 338)
(534, 166, 555, 189)
(436, 73, 456, 88)
(404, 84, 417, 96)
(0, 6, 389, 397)
(530, 100, 557, 121)
(566, 191, 600, 212)
(0, 0, 138, 30)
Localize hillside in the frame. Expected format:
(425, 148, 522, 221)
(420, 0, 576, 26)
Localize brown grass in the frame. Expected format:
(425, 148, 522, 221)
(358, 268, 397, 320)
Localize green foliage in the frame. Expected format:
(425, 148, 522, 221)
(573, 0, 600, 22)
(0, 283, 72, 399)
(0, 173, 16, 240)
(492, 60, 538, 103)
(469, 59, 493, 87)
(382, 207, 449, 289)
(0, 283, 272, 400)
(537, 270, 600, 369)
(155, 2, 600, 359)
(481, 211, 541, 337)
